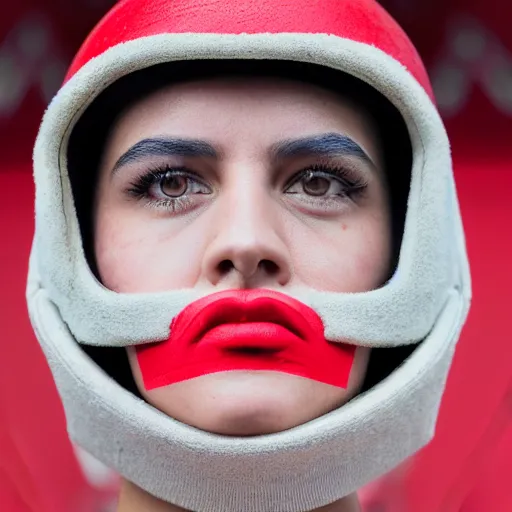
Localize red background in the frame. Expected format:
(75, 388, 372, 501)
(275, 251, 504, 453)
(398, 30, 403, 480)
(0, 1, 510, 511)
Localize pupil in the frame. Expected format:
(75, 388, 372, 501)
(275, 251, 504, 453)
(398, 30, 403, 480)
(161, 173, 187, 197)
(303, 175, 329, 196)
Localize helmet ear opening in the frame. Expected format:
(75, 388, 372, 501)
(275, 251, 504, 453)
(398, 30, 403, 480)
(67, 59, 413, 397)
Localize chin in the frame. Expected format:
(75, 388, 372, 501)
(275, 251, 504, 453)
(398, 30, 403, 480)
(142, 370, 350, 436)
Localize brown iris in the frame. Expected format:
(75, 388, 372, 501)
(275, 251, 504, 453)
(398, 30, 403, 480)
(302, 172, 330, 196)
(160, 172, 188, 197)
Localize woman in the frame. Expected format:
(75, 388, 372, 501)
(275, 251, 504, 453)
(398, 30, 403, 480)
(27, 0, 471, 511)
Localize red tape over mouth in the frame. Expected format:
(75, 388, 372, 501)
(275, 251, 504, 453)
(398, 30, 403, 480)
(136, 289, 356, 390)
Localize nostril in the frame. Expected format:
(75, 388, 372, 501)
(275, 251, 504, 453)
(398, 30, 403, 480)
(259, 259, 280, 275)
(215, 258, 281, 280)
(218, 259, 235, 276)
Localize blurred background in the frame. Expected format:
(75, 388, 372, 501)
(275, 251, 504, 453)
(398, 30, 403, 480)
(0, 1, 510, 511)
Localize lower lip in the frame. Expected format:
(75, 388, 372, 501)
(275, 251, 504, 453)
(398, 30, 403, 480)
(197, 323, 300, 351)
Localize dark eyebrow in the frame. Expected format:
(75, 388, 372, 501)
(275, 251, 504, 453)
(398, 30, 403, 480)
(271, 133, 375, 167)
(112, 137, 218, 174)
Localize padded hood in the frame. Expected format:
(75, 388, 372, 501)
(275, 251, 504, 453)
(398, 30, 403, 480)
(27, 0, 471, 510)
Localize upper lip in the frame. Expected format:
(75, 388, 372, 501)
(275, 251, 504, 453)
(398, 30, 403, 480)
(171, 290, 320, 345)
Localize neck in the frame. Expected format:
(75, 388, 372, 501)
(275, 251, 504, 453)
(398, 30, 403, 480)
(117, 479, 361, 512)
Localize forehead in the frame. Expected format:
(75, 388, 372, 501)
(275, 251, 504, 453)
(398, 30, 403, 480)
(107, 76, 383, 161)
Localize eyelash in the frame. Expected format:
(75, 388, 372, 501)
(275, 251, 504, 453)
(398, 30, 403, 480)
(284, 164, 368, 198)
(126, 164, 368, 213)
(126, 166, 205, 212)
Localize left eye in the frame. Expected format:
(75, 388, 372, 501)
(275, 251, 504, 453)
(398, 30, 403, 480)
(285, 170, 350, 197)
(160, 173, 188, 197)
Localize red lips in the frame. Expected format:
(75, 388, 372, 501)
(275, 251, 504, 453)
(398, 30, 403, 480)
(136, 289, 356, 390)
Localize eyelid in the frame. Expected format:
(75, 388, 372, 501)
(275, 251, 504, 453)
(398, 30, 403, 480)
(113, 153, 216, 179)
(283, 163, 367, 190)
(150, 166, 211, 187)
(162, 166, 206, 180)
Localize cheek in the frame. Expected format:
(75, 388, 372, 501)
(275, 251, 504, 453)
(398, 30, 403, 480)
(292, 208, 392, 293)
(94, 210, 205, 293)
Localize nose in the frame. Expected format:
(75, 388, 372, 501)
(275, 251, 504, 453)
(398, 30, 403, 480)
(201, 187, 292, 288)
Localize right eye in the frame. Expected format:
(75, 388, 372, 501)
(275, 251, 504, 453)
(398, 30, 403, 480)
(153, 170, 211, 199)
(128, 167, 212, 200)
(126, 167, 213, 214)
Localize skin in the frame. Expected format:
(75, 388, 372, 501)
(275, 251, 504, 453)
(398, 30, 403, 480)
(93, 77, 392, 511)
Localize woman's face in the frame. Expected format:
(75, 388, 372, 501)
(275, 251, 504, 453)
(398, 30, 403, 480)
(94, 77, 392, 436)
